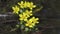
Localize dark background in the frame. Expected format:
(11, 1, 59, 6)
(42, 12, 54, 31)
(0, 0, 60, 34)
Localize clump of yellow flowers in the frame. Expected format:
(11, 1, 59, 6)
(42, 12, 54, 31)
(12, 1, 39, 31)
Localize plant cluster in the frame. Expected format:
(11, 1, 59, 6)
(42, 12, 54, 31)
(12, 1, 39, 31)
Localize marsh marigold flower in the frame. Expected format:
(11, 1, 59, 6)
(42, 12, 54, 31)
(12, 5, 20, 14)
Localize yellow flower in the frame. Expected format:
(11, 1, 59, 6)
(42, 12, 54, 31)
(25, 22, 35, 28)
(25, 20, 32, 25)
(18, 1, 24, 8)
(24, 1, 28, 8)
(12, 5, 20, 14)
(25, 18, 35, 28)
(27, 2, 36, 10)
(25, 22, 32, 26)
(25, 10, 33, 17)
(19, 14, 27, 21)
(30, 17, 39, 23)
(25, 20, 34, 28)
(25, 17, 39, 28)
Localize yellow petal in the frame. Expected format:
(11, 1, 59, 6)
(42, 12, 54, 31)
(18, 2, 20, 5)
(36, 18, 39, 20)
(36, 22, 39, 23)
(29, 25, 33, 28)
(33, 5, 36, 8)
(24, 19, 27, 21)
(19, 18, 23, 20)
(32, 23, 35, 26)
(30, 8, 32, 10)
(21, 1, 24, 4)
(12, 7, 15, 10)
(19, 14, 22, 17)
(24, 1, 27, 8)
(30, 2, 33, 5)
(25, 24, 29, 26)
(29, 13, 32, 16)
